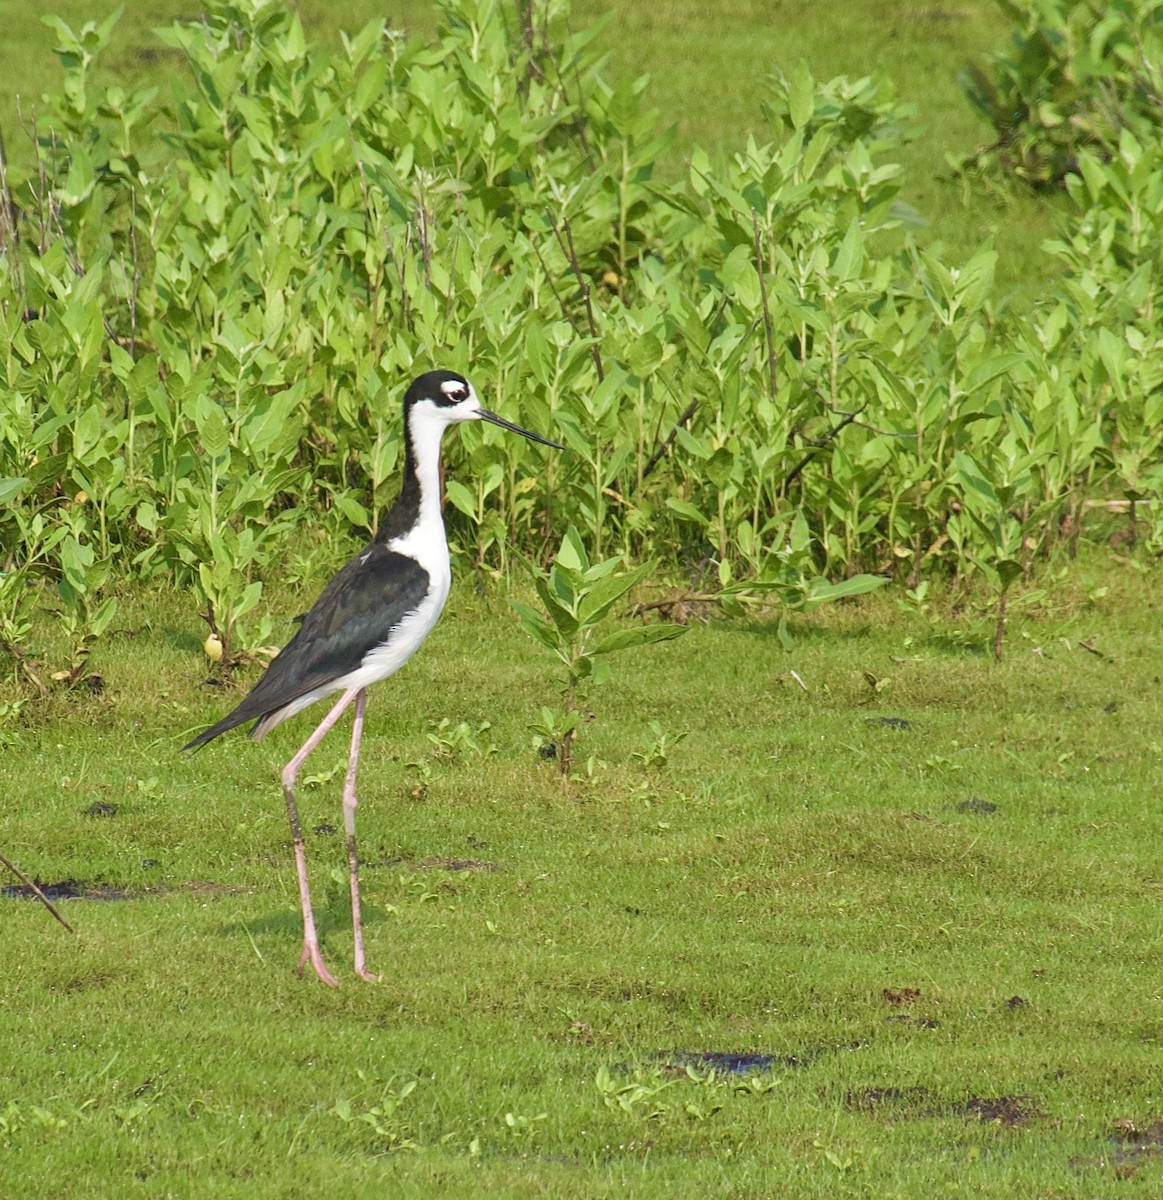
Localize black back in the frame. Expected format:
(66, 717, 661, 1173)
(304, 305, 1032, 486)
(184, 544, 430, 748)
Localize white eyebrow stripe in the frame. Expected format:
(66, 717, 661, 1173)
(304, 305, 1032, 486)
(440, 380, 467, 397)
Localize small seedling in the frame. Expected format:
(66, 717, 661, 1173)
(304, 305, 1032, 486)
(630, 720, 688, 772)
(332, 1077, 419, 1154)
(425, 718, 497, 760)
(502, 1110, 548, 1143)
(595, 1064, 677, 1120)
(513, 526, 686, 777)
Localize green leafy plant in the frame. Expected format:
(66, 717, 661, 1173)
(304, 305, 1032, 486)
(957, 0, 1163, 187)
(425, 718, 497, 760)
(512, 526, 686, 777)
(501, 1110, 548, 1143)
(331, 1077, 419, 1154)
(52, 523, 118, 684)
(629, 721, 688, 773)
(595, 1064, 676, 1120)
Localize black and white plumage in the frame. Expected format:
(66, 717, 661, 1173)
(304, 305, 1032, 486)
(184, 370, 561, 985)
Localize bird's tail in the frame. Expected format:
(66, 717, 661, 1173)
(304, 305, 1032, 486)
(182, 709, 257, 751)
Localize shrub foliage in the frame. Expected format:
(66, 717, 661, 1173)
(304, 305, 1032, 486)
(0, 0, 1160, 678)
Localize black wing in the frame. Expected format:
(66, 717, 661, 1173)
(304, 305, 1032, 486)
(183, 544, 431, 749)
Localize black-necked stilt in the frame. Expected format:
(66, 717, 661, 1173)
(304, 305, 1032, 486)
(184, 370, 562, 985)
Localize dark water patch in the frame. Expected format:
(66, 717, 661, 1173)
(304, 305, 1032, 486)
(362, 856, 497, 873)
(663, 1051, 779, 1075)
(2, 878, 134, 901)
(1110, 1118, 1163, 1151)
(950, 1095, 1041, 1126)
(845, 1087, 1040, 1126)
(846, 1085, 934, 1112)
(419, 856, 497, 872)
(956, 797, 998, 815)
(660, 1042, 865, 1075)
(5, 879, 239, 902)
(882, 986, 921, 1007)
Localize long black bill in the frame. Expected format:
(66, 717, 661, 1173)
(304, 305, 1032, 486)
(479, 406, 564, 450)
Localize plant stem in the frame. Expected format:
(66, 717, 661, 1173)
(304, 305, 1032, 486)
(993, 586, 1008, 663)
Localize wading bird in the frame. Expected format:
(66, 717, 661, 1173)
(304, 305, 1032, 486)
(184, 371, 562, 985)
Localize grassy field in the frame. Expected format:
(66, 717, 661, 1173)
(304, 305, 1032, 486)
(1, 1, 1161, 1195)
(1, 551, 1161, 1196)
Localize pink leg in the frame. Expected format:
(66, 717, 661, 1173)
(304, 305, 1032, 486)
(343, 688, 377, 982)
(281, 688, 360, 986)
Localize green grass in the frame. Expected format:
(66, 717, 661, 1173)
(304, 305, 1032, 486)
(0, 0, 1060, 298)
(2, 549, 1161, 1196)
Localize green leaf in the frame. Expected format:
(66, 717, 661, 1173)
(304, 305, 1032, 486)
(89, 595, 119, 638)
(234, 580, 263, 623)
(351, 56, 388, 115)
(556, 526, 588, 572)
(534, 575, 579, 637)
(705, 447, 736, 489)
(510, 600, 560, 655)
(665, 498, 709, 526)
(954, 451, 999, 512)
(0, 478, 29, 506)
(444, 479, 476, 518)
(591, 624, 687, 656)
(788, 61, 815, 131)
(60, 146, 95, 206)
(803, 574, 889, 605)
(193, 397, 231, 460)
(576, 562, 653, 627)
(334, 493, 371, 531)
(832, 218, 864, 282)
(996, 558, 1024, 590)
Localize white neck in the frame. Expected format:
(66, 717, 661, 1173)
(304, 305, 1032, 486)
(409, 405, 447, 535)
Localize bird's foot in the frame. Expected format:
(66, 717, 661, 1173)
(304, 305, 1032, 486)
(354, 965, 380, 983)
(298, 940, 339, 987)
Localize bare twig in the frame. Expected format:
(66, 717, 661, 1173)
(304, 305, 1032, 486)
(515, 0, 535, 70)
(784, 406, 866, 491)
(545, 14, 595, 171)
(530, 234, 581, 339)
(549, 211, 604, 382)
(348, 128, 385, 341)
(0, 851, 75, 933)
(415, 176, 432, 293)
(641, 397, 699, 481)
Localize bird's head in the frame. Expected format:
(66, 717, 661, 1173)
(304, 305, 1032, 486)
(405, 370, 563, 449)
